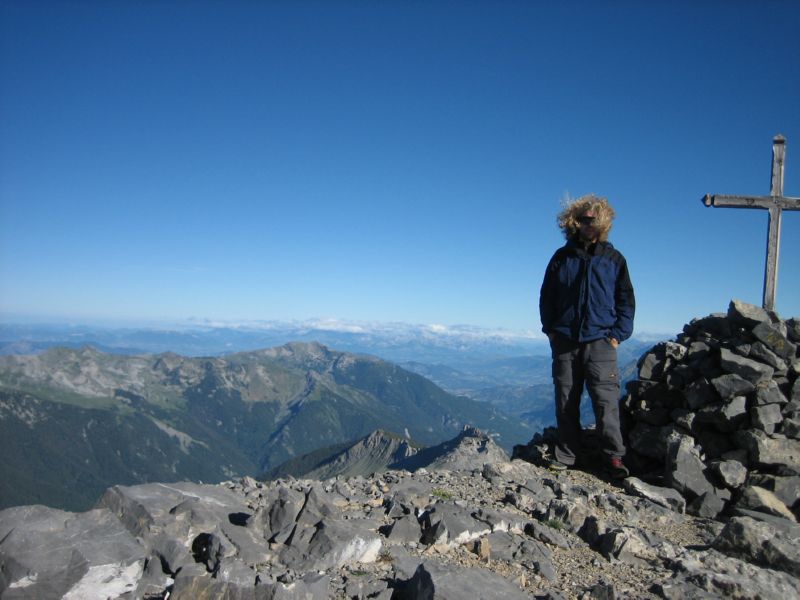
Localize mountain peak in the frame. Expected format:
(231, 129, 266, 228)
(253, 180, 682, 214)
(395, 425, 508, 473)
(255, 340, 334, 361)
(267, 429, 418, 480)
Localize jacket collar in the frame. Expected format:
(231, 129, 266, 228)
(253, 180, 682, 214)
(566, 237, 612, 257)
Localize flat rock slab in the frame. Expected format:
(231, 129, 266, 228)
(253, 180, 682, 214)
(0, 505, 146, 600)
(664, 548, 800, 599)
(713, 516, 800, 577)
(393, 557, 533, 599)
(98, 481, 254, 537)
(738, 430, 800, 474)
(736, 486, 797, 522)
(624, 477, 686, 514)
(719, 348, 774, 384)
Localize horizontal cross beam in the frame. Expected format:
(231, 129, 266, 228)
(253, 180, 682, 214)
(702, 194, 800, 210)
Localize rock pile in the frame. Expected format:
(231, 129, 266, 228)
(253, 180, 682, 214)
(622, 299, 800, 522)
(1, 427, 799, 599)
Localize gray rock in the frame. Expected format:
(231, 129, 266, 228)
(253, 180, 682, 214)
(751, 403, 783, 434)
(728, 300, 772, 328)
(345, 575, 390, 600)
(752, 321, 797, 360)
(729, 508, 800, 534)
(191, 531, 228, 573)
(709, 459, 747, 489)
(664, 341, 689, 361)
(515, 538, 556, 581)
(629, 423, 683, 460)
(750, 341, 789, 372)
(384, 514, 422, 544)
(98, 481, 254, 541)
(695, 429, 736, 460)
(519, 479, 556, 504)
(623, 477, 686, 513)
(249, 486, 306, 544)
(787, 317, 800, 343)
(479, 530, 555, 581)
(483, 530, 521, 562)
(632, 400, 672, 426)
(696, 396, 748, 433)
(671, 408, 696, 431)
(598, 526, 679, 566)
(216, 558, 256, 585)
(710, 373, 755, 400)
(385, 480, 436, 512)
(686, 341, 713, 363)
(713, 516, 800, 576)
(666, 363, 696, 389)
(545, 498, 591, 534)
(736, 429, 800, 474)
(149, 532, 194, 575)
(578, 515, 608, 548)
(720, 447, 749, 464)
(684, 378, 718, 410)
(687, 491, 727, 518)
(0, 505, 146, 600)
(419, 502, 490, 546)
(748, 474, 800, 511)
(719, 347, 774, 384)
(736, 486, 797, 522)
(472, 507, 529, 535)
(666, 435, 715, 499)
(588, 582, 618, 600)
(755, 380, 789, 405)
(685, 313, 731, 338)
(169, 577, 249, 600)
(524, 521, 571, 549)
(394, 558, 531, 599)
(782, 417, 800, 439)
(664, 548, 800, 599)
(637, 343, 687, 382)
(171, 571, 329, 599)
(638, 351, 663, 381)
(280, 517, 383, 571)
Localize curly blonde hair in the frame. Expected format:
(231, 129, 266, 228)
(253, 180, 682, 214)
(557, 194, 616, 241)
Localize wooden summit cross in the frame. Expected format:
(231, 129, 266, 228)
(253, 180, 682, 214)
(702, 134, 800, 312)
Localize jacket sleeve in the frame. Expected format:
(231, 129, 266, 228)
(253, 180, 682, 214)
(610, 257, 635, 342)
(539, 254, 559, 335)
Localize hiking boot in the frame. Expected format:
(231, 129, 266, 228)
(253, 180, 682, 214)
(547, 459, 569, 472)
(608, 456, 629, 479)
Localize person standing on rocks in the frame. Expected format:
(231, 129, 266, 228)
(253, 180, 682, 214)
(539, 194, 635, 478)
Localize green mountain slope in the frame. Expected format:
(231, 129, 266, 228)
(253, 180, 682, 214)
(0, 342, 532, 510)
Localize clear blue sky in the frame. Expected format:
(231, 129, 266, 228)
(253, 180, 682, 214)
(1, 1, 799, 336)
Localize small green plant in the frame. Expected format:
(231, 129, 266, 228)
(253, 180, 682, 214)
(431, 488, 453, 500)
(545, 519, 563, 530)
(350, 570, 369, 577)
(378, 549, 394, 563)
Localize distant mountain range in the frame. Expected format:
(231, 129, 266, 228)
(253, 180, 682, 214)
(0, 342, 533, 511)
(0, 319, 554, 363)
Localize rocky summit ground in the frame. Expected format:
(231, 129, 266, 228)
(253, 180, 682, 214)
(1, 428, 798, 599)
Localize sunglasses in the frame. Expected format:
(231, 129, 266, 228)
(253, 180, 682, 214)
(577, 216, 596, 225)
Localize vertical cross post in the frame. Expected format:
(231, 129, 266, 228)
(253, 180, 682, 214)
(765, 136, 785, 311)
(702, 135, 800, 312)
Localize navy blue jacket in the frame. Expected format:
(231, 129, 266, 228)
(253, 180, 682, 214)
(539, 238, 635, 343)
